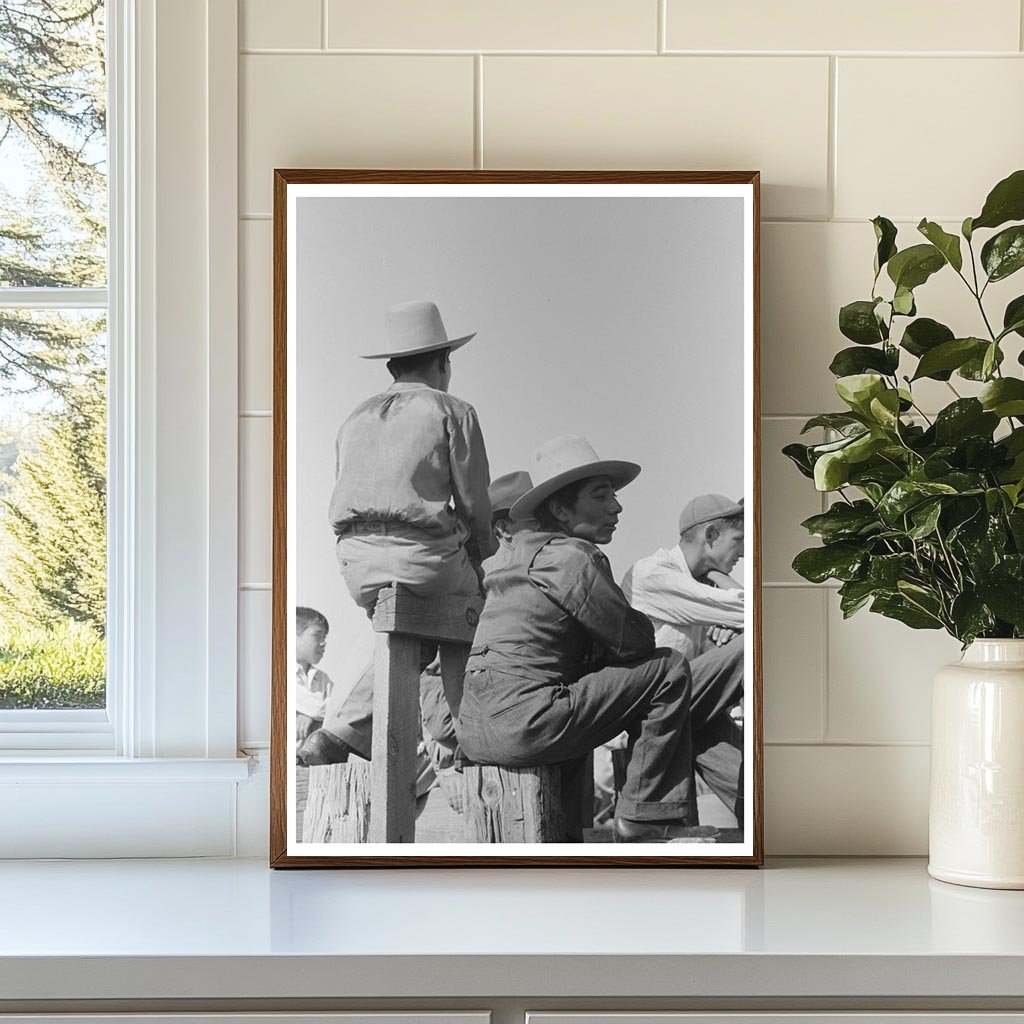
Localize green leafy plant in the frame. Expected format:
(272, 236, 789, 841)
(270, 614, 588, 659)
(0, 620, 105, 709)
(785, 169, 1024, 645)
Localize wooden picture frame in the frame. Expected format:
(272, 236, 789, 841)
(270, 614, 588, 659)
(270, 170, 763, 867)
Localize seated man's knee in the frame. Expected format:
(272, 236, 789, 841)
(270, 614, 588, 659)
(653, 648, 693, 697)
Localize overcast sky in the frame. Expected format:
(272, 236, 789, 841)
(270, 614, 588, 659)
(294, 195, 748, 691)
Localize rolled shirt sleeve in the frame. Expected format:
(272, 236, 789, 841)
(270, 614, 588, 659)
(530, 539, 656, 663)
(623, 551, 745, 631)
(448, 405, 497, 558)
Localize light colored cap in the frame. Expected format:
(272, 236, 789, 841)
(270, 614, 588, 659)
(488, 471, 533, 517)
(361, 300, 476, 360)
(510, 435, 641, 520)
(678, 494, 744, 535)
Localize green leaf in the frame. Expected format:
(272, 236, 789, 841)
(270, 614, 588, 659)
(933, 399, 999, 445)
(959, 344, 1004, 381)
(976, 579, 1024, 629)
(887, 244, 946, 291)
(1003, 295, 1024, 339)
(871, 594, 943, 630)
(981, 225, 1024, 283)
(792, 543, 866, 584)
(814, 450, 850, 491)
(829, 345, 899, 378)
(877, 479, 958, 524)
(950, 592, 996, 644)
(839, 300, 886, 345)
(900, 317, 954, 358)
(917, 219, 963, 272)
(908, 500, 942, 539)
(980, 378, 1024, 418)
(868, 552, 915, 587)
(982, 341, 1000, 381)
(838, 579, 877, 617)
(911, 338, 988, 381)
(868, 389, 901, 430)
(782, 442, 815, 479)
(971, 168, 1024, 232)
(836, 373, 886, 413)
(872, 216, 898, 277)
(962, 216, 974, 241)
(892, 286, 916, 316)
(800, 501, 879, 543)
(800, 413, 865, 435)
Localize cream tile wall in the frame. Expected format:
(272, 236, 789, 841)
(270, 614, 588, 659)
(236, 0, 1024, 854)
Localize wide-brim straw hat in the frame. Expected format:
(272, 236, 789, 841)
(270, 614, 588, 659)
(361, 300, 476, 360)
(510, 435, 641, 520)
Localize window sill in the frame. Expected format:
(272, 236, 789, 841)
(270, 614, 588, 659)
(0, 754, 252, 782)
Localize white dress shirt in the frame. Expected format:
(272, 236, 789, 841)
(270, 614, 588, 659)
(621, 545, 745, 660)
(296, 663, 333, 719)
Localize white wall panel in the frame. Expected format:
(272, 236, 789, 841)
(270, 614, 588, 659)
(240, 417, 273, 587)
(765, 744, 930, 854)
(240, 55, 474, 213)
(328, 0, 657, 51)
(240, 219, 273, 412)
(666, 0, 1021, 52)
(483, 56, 831, 219)
(826, 599, 961, 744)
(836, 58, 1024, 220)
(242, 0, 322, 50)
(762, 588, 825, 743)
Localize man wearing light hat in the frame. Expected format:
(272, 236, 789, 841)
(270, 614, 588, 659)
(457, 435, 719, 843)
(621, 493, 746, 821)
(298, 300, 495, 768)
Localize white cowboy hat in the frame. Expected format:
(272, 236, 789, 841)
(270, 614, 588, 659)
(361, 300, 476, 360)
(510, 435, 641, 520)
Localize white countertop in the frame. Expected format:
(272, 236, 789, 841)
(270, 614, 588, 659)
(1, 857, 1023, 1002)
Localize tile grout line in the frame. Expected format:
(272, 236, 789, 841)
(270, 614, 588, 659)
(827, 55, 838, 220)
(474, 55, 484, 169)
(237, 47, 1024, 57)
(820, 587, 831, 743)
(1021, 0, 1024, 52)
(321, 0, 328, 50)
(657, 0, 666, 54)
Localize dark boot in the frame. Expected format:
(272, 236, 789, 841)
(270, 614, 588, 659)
(297, 729, 356, 766)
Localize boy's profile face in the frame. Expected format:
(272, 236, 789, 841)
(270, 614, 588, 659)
(296, 623, 327, 667)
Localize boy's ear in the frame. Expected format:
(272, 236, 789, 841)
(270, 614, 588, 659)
(705, 523, 721, 545)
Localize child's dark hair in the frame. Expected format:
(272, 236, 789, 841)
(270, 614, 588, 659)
(296, 606, 329, 633)
(386, 347, 449, 381)
(534, 478, 589, 532)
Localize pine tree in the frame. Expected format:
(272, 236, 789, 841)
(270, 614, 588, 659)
(0, 371, 105, 633)
(0, 0, 106, 398)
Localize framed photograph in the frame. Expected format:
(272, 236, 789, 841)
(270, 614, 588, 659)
(270, 170, 762, 867)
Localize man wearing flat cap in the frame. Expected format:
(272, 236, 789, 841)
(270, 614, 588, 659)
(299, 299, 496, 767)
(621, 493, 747, 822)
(457, 435, 724, 843)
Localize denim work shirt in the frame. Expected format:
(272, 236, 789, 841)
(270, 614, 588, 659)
(328, 382, 495, 559)
(466, 530, 656, 689)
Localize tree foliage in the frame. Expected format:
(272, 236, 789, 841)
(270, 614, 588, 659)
(0, 371, 105, 633)
(786, 170, 1024, 645)
(0, 1, 107, 650)
(0, 0, 106, 399)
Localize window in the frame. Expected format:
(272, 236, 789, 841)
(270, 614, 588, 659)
(0, 1, 110, 744)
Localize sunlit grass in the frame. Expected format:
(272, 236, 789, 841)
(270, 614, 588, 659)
(0, 620, 105, 709)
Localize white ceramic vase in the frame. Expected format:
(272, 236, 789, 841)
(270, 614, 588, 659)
(929, 639, 1024, 889)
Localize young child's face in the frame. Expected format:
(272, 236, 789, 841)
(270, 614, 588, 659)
(296, 623, 327, 666)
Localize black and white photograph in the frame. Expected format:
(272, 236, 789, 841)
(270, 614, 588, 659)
(271, 171, 762, 866)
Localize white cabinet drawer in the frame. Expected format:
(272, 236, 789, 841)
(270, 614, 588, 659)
(0, 1016, 490, 1024)
(528, 1016, 1024, 1024)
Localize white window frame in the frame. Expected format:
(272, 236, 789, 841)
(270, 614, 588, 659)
(0, 0, 249, 857)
